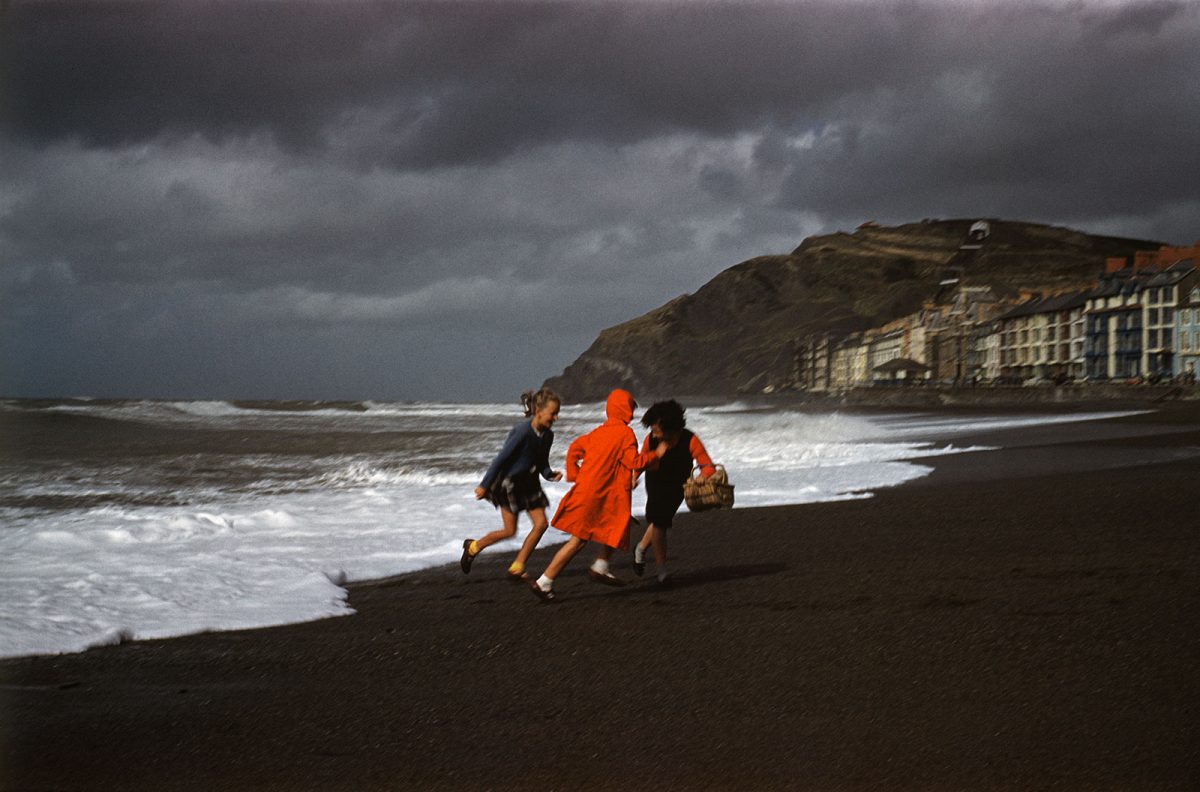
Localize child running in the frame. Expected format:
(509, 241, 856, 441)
(632, 399, 716, 584)
(462, 387, 563, 581)
(528, 388, 666, 602)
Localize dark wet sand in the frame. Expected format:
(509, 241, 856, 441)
(4, 406, 1200, 790)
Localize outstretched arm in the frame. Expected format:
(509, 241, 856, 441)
(621, 432, 666, 473)
(539, 431, 561, 481)
(631, 433, 657, 488)
(690, 435, 717, 479)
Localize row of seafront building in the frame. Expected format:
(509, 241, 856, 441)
(794, 241, 1200, 392)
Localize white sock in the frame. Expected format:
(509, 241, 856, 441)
(633, 545, 645, 563)
(590, 558, 609, 575)
(536, 574, 553, 591)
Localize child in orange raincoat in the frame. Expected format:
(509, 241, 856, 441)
(529, 389, 666, 602)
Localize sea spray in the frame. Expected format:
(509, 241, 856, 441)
(0, 400, 1140, 658)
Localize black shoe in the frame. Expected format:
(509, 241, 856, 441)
(460, 539, 475, 574)
(632, 552, 646, 578)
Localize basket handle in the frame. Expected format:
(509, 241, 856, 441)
(691, 463, 726, 482)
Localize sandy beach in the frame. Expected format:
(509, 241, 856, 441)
(3, 406, 1200, 791)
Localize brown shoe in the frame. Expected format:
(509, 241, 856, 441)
(587, 569, 626, 587)
(460, 539, 475, 574)
(528, 579, 556, 602)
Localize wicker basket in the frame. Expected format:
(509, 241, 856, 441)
(683, 464, 735, 511)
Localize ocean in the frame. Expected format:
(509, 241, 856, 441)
(0, 398, 1139, 659)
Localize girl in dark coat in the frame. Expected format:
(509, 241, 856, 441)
(632, 400, 716, 584)
(462, 388, 563, 580)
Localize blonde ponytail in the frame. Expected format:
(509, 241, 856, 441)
(521, 387, 561, 417)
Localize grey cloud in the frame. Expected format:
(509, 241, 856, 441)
(5, 1, 1077, 168)
(3, 0, 1199, 400)
(773, 4, 1200, 240)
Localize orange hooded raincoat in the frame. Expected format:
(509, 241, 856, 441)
(551, 389, 660, 549)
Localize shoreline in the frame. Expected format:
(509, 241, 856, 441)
(1, 403, 1155, 662)
(665, 381, 1200, 412)
(4, 406, 1200, 789)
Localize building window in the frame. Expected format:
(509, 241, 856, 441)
(1164, 307, 1174, 324)
(1163, 328, 1173, 347)
(1149, 308, 1160, 325)
(1149, 329, 1159, 348)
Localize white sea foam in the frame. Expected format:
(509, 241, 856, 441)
(0, 405, 1144, 658)
(166, 400, 248, 417)
(307, 462, 478, 490)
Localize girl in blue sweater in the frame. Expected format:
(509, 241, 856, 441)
(461, 388, 563, 580)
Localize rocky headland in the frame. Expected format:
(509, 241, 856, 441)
(543, 218, 1164, 402)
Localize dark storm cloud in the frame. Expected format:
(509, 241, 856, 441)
(3, 0, 1199, 400)
(772, 1, 1200, 236)
(4, 1, 1058, 167)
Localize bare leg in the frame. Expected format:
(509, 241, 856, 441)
(543, 536, 587, 580)
(473, 508, 519, 553)
(636, 524, 652, 552)
(510, 508, 549, 572)
(650, 525, 667, 568)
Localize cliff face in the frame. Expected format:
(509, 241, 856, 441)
(543, 219, 1163, 402)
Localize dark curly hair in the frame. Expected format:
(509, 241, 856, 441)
(640, 399, 686, 432)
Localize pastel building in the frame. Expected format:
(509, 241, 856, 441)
(794, 332, 836, 392)
(928, 285, 1006, 382)
(1085, 257, 1198, 380)
(868, 329, 904, 380)
(829, 332, 864, 390)
(1084, 276, 1141, 380)
(995, 292, 1088, 381)
(980, 325, 1002, 381)
(1175, 278, 1200, 379)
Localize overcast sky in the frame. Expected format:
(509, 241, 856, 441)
(3, 0, 1198, 402)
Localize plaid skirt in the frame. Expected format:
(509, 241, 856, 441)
(487, 469, 550, 514)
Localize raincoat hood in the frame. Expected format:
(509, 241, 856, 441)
(604, 389, 636, 425)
